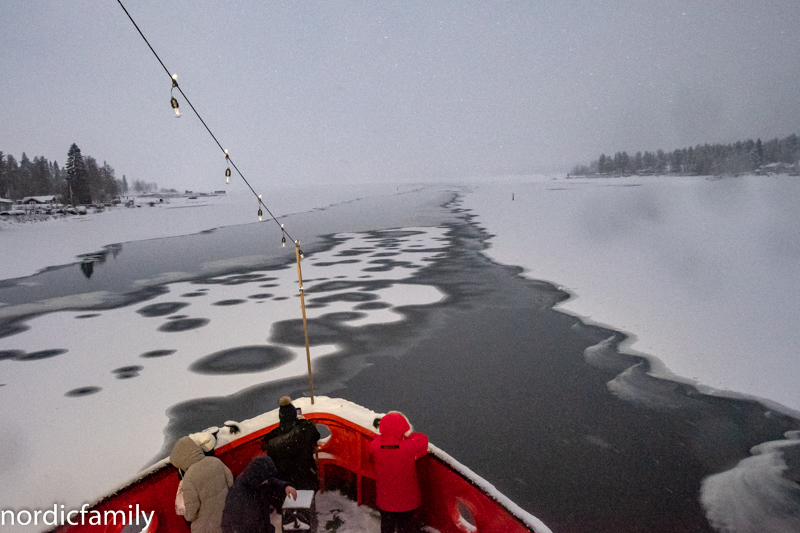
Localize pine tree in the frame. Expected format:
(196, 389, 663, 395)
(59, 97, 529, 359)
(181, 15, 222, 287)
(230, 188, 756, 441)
(3, 154, 19, 199)
(755, 138, 764, 168)
(51, 160, 65, 195)
(65, 143, 92, 205)
(121, 175, 129, 194)
(31, 156, 52, 195)
(0, 151, 6, 198)
(18, 153, 33, 197)
(100, 161, 119, 200)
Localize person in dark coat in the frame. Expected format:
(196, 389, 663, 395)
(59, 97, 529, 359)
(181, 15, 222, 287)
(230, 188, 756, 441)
(368, 412, 429, 533)
(261, 396, 321, 490)
(221, 455, 297, 533)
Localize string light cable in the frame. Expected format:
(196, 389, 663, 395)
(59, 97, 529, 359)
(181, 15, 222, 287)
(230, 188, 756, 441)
(116, 0, 314, 403)
(115, 0, 298, 250)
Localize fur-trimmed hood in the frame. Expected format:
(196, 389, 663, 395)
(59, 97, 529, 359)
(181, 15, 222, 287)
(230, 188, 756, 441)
(378, 412, 413, 440)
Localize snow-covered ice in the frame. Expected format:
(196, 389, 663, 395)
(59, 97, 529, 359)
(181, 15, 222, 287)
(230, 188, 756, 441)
(461, 174, 800, 415)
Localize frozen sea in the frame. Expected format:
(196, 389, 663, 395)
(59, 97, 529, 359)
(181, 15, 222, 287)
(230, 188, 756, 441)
(1, 175, 799, 533)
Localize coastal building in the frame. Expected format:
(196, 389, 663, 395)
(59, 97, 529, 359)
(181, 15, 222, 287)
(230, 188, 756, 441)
(21, 195, 57, 205)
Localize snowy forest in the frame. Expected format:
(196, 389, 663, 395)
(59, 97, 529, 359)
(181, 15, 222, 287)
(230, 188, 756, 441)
(572, 133, 800, 177)
(0, 144, 158, 203)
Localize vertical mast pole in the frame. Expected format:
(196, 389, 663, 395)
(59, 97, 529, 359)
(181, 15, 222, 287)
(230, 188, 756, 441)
(295, 241, 315, 404)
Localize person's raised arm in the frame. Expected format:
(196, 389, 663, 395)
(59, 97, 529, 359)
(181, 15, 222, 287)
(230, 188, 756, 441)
(411, 433, 429, 461)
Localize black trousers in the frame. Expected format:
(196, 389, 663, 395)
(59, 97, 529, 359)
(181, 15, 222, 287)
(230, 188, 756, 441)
(379, 509, 415, 533)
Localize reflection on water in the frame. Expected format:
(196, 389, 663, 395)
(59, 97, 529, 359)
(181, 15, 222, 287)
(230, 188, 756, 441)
(0, 223, 286, 307)
(78, 243, 124, 279)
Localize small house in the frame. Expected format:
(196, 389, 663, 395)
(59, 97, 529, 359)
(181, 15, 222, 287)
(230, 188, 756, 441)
(0, 197, 13, 213)
(21, 195, 57, 205)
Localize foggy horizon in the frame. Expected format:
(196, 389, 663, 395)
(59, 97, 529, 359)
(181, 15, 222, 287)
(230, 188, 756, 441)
(2, 1, 799, 192)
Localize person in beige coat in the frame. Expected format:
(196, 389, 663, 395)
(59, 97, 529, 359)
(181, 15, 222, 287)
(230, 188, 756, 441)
(170, 436, 234, 533)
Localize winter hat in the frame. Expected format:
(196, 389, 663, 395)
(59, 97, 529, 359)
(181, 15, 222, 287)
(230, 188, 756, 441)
(240, 455, 278, 489)
(278, 395, 298, 425)
(189, 431, 217, 453)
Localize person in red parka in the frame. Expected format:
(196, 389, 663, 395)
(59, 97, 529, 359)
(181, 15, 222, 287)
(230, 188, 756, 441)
(368, 411, 429, 533)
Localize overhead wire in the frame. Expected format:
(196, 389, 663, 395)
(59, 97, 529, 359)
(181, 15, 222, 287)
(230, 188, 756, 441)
(115, 0, 296, 247)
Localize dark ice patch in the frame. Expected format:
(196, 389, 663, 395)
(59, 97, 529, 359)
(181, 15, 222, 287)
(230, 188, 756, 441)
(113, 365, 143, 379)
(270, 319, 341, 346)
(354, 301, 392, 311)
(193, 274, 276, 287)
(401, 247, 448, 254)
(305, 281, 362, 293)
(137, 302, 190, 317)
(181, 292, 207, 297)
(248, 294, 273, 299)
(141, 349, 176, 358)
(0, 323, 30, 338)
(260, 283, 279, 288)
(305, 280, 392, 294)
(190, 345, 294, 375)
(367, 230, 425, 239)
(15, 349, 68, 361)
(65, 386, 101, 397)
(212, 299, 246, 306)
(335, 250, 373, 257)
(320, 312, 367, 322)
(308, 292, 379, 305)
(113, 365, 143, 373)
(75, 313, 101, 319)
(0, 350, 24, 361)
(212, 273, 277, 286)
(158, 318, 210, 332)
(273, 296, 289, 301)
(362, 259, 415, 272)
(370, 252, 400, 257)
(167, 314, 189, 320)
(313, 259, 361, 267)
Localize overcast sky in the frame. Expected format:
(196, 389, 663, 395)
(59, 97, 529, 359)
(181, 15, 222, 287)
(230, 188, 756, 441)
(2, 1, 799, 192)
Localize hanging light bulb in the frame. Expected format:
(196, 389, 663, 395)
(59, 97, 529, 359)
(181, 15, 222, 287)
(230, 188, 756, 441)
(224, 150, 231, 183)
(258, 195, 263, 221)
(281, 224, 286, 247)
(170, 74, 181, 118)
